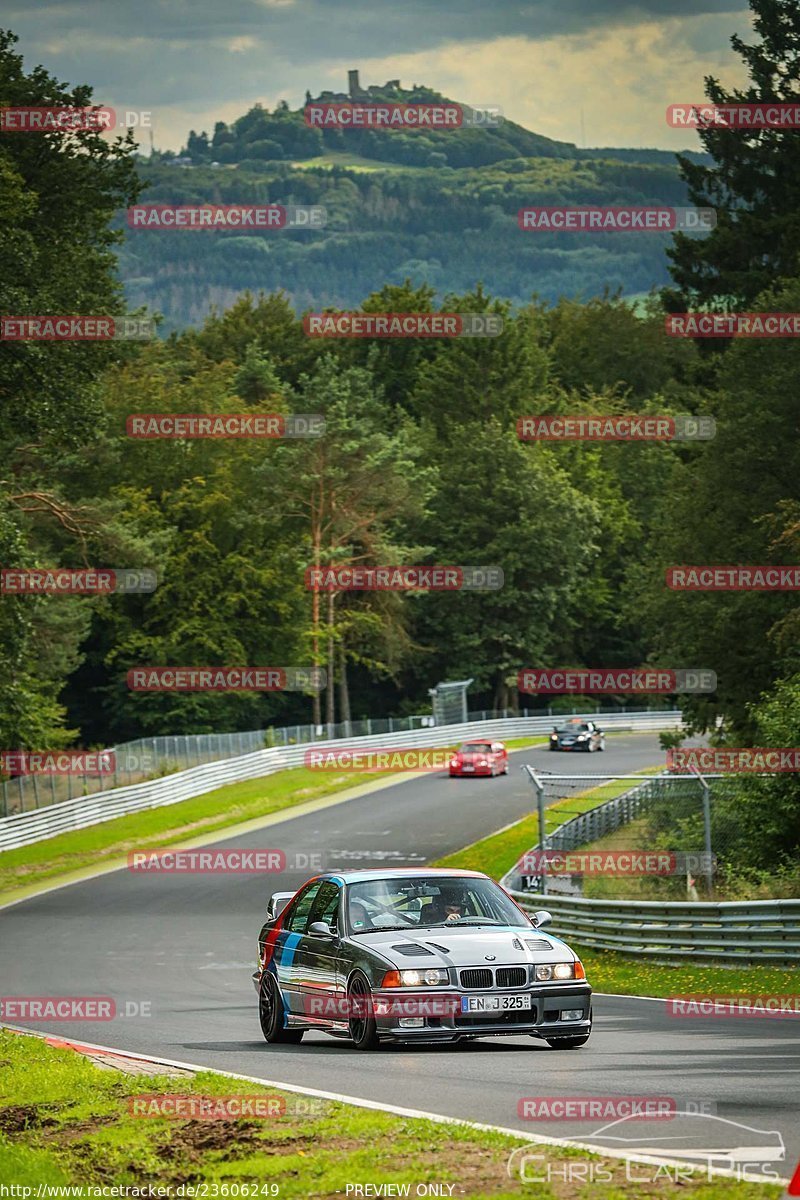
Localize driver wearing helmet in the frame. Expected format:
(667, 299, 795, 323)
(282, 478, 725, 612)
(424, 885, 465, 924)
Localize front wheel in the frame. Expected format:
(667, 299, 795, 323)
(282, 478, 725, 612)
(348, 972, 381, 1050)
(259, 972, 303, 1044)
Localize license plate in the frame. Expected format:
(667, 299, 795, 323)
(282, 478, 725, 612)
(461, 993, 532, 1012)
(462, 765, 475, 772)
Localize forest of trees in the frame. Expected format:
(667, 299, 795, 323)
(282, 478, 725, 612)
(117, 77, 715, 329)
(2, 0, 800, 878)
(119, 154, 697, 330)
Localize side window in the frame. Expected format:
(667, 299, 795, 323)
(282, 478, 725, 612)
(283, 881, 323, 933)
(309, 881, 340, 932)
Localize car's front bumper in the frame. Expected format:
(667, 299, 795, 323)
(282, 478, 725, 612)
(371, 983, 592, 1042)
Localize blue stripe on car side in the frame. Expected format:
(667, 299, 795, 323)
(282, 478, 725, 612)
(279, 931, 302, 968)
(276, 932, 303, 1028)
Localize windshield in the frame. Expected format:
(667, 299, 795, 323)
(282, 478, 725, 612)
(458, 742, 492, 754)
(346, 875, 531, 932)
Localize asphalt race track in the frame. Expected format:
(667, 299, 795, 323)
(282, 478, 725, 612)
(2, 734, 799, 1173)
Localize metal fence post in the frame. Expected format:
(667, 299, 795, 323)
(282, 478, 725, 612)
(690, 766, 714, 896)
(521, 764, 547, 896)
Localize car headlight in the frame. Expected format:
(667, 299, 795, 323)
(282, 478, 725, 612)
(550, 734, 558, 740)
(382, 968, 450, 987)
(576, 734, 588, 741)
(536, 962, 578, 981)
(400, 968, 449, 987)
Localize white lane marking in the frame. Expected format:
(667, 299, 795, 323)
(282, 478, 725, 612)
(197, 962, 253, 970)
(0, 1022, 788, 1187)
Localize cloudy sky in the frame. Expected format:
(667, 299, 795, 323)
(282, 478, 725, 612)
(5, 0, 752, 152)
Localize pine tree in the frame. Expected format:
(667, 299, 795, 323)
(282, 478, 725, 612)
(663, 0, 800, 311)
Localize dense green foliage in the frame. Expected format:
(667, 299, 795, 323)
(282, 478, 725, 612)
(0, 28, 141, 748)
(665, 0, 800, 309)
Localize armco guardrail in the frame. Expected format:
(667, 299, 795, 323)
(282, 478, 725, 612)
(0, 710, 681, 852)
(511, 891, 800, 965)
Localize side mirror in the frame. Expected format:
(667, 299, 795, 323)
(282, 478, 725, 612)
(266, 891, 294, 921)
(308, 920, 335, 938)
(532, 909, 552, 928)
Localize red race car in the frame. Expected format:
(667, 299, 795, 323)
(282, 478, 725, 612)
(449, 739, 509, 777)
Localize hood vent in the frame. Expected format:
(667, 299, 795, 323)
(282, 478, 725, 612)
(391, 943, 435, 957)
(425, 942, 451, 954)
(525, 939, 552, 951)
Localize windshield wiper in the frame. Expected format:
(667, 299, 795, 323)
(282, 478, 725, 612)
(449, 919, 507, 926)
(351, 924, 415, 934)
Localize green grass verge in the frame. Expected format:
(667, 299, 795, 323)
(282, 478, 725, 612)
(573, 944, 800, 998)
(0, 765, 411, 900)
(0, 738, 549, 901)
(0, 1030, 783, 1198)
(289, 151, 414, 171)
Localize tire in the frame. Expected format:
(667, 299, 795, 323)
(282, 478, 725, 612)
(347, 972, 381, 1050)
(258, 972, 304, 1044)
(503, 762, 509, 775)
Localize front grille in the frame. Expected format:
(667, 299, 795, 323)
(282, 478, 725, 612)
(460, 968, 492, 989)
(496, 967, 527, 988)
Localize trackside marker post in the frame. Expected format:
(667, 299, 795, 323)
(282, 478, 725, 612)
(521, 764, 547, 897)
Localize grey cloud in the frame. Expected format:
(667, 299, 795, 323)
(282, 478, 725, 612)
(3, 0, 750, 139)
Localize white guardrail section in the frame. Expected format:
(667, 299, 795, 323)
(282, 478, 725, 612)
(0, 711, 682, 852)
